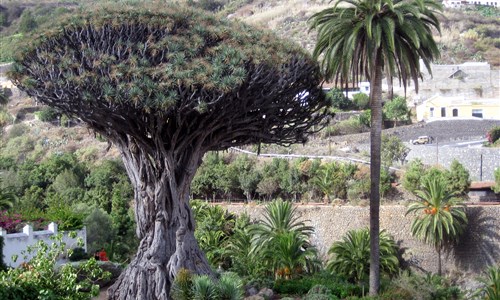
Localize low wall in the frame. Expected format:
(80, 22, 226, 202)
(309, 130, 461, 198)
(0, 222, 87, 268)
(222, 204, 500, 275)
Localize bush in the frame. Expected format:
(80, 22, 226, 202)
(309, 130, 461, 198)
(487, 126, 500, 144)
(494, 168, 500, 194)
(68, 247, 89, 262)
(444, 160, 470, 196)
(273, 272, 360, 298)
(35, 106, 59, 122)
(326, 88, 352, 110)
(352, 93, 369, 110)
(0, 234, 110, 300)
(382, 272, 463, 300)
(402, 159, 426, 194)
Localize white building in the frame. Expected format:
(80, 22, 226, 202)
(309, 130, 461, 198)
(443, 0, 499, 8)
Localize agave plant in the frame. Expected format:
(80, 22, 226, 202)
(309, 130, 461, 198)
(171, 269, 193, 300)
(327, 228, 399, 284)
(217, 272, 244, 300)
(406, 176, 468, 275)
(191, 275, 217, 300)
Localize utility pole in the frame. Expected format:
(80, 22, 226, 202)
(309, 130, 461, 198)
(480, 154, 483, 181)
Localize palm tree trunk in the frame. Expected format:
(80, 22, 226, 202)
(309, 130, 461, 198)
(437, 246, 442, 276)
(369, 57, 383, 297)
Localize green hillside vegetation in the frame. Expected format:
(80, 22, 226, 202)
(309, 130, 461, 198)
(0, 1, 498, 66)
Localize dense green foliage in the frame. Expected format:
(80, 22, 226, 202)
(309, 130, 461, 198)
(326, 228, 399, 284)
(494, 168, 500, 194)
(325, 88, 351, 111)
(273, 272, 360, 298)
(352, 93, 369, 110)
(381, 135, 409, 167)
(171, 270, 243, 300)
(380, 272, 463, 299)
(0, 152, 137, 261)
(191, 154, 392, 202)
(383, 97, 410, 126)
(0, 233, 110, 300)
(403, 159, 470, 196)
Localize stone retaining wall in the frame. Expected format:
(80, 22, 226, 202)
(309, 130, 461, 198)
(222, 204, 500, 275)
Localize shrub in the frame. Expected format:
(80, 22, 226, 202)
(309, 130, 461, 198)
(35, 106, 59, 122)
(171, 268, 193, 300)
(0, 109, 13, 127)
(402, 159, 426, 194)
(494, 168, 500, 194)
(0, 234, 110, 300)
(273, 272, 360, 298)
(325, 88, 352, 110)
(381, 135, 409, 167)
(18, 10, 37, 33)
(487, 126, 500, 144)
(352, 93, 369, 110)
(68, 247, 89, 262)
(382, 272, 463, 300)
(444, 160, 470, 196)
(383, 96, 410, 126)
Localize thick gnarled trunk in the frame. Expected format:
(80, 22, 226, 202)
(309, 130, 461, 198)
(108, 139, 212, 300)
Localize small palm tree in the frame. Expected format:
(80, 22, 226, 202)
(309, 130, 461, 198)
(474, 265, 500, 300)
(268, 231, 320, 280)
(251, 199, 313, 242)
(250, 200, 317, 279)
(406, 176, 468, 275)
(327, 228, 399, 286)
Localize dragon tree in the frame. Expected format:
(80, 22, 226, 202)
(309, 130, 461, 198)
(9, 3, 329, 299)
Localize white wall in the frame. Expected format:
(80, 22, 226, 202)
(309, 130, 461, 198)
(0, 222, 87, 268)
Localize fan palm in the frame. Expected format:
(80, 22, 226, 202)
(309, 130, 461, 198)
(406, 176, 468, 275)
(310, 0, 442, 294)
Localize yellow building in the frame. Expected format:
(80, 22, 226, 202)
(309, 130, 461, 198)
(416, 95, 500, 121)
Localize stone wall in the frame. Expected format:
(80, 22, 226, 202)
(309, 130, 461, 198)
(222, 204, 500, 275)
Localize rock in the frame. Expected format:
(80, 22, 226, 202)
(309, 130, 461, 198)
(244, 296, 265, 300)
(245, 286, 259, 296)
(257, 287, 274, 299)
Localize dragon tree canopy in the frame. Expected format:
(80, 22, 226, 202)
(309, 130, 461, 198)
(9, 3, 329, 153)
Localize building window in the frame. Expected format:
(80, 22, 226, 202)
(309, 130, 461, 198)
(453, 108, 458, 117)
(441, 107, 446, 117)
(430, 107, 434, 117)
(472, 109, 483, 118)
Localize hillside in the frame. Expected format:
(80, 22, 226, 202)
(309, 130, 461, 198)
(0, 0, 499, 165)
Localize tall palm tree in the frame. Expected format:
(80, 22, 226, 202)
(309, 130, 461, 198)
(406, 176, 468, 275)
(310, 0, 442, 295)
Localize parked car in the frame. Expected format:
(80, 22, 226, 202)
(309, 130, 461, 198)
(411, 136, 433, 145)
